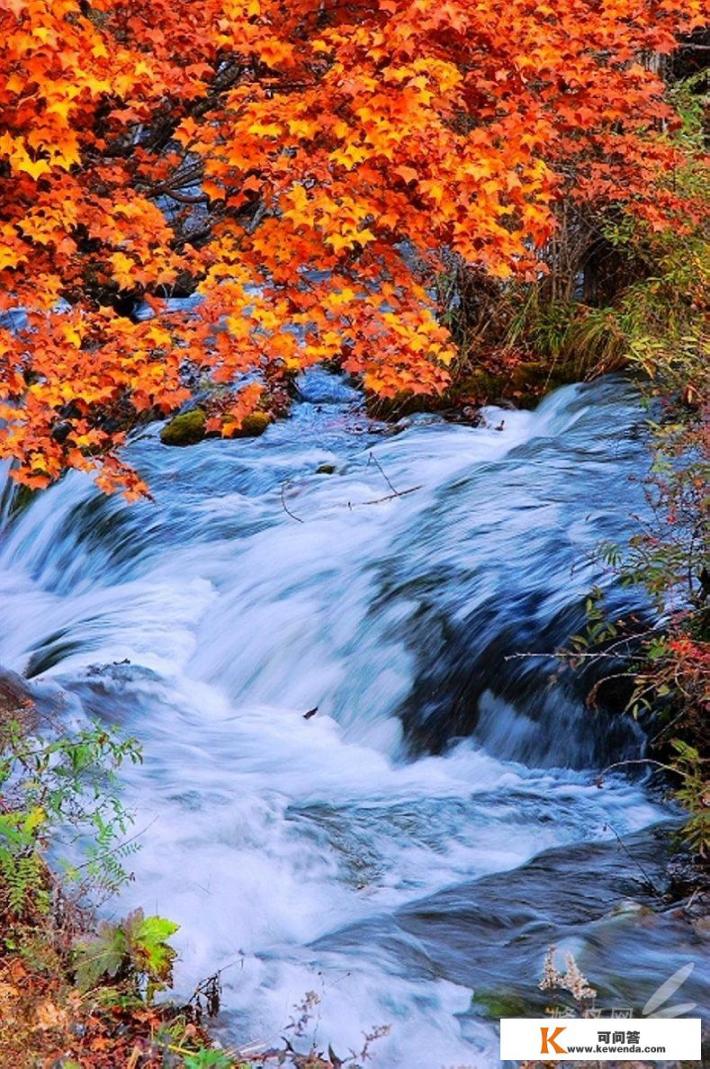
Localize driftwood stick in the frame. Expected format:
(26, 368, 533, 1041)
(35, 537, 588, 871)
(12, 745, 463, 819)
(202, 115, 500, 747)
(280, 480, 305, 523)
(347, 485, 422, 509)
(368, 451, 399, 496)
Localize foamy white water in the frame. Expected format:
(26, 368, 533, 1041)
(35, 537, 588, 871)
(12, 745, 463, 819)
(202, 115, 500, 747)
(1, 372, 704, 1066)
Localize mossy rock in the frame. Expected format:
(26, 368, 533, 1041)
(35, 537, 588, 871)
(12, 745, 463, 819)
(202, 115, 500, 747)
(453, 364, 549, 409)
(160, 408, 207, 446)
(471, 991, 531, 1020)
(366, 390, 442, 419)
(316, 463, 337, 475)
(235, 411, 271, 437)
(450, 369, 506, 405)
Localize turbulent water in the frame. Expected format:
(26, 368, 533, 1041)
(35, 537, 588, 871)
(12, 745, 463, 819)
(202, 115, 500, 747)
(0, 372, 706, 1066)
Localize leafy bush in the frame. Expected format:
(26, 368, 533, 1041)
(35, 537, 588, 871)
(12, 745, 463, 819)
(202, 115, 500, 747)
(670, 741, 710, 858)
(0, 695, 238, 1066)
(0, 713, 142, 921)
(74, 909, 179, 998)
(183, 1052, 236, 1069)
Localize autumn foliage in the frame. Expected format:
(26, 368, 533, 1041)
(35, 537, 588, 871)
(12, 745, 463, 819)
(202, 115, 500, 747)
(0, 0, 705, 493)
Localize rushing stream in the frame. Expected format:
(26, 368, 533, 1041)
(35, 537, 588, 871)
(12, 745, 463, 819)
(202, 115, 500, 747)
(0, 372, 706, 1066)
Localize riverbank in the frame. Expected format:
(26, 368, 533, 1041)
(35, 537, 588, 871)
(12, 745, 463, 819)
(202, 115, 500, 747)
(0, 671, 218, 1068)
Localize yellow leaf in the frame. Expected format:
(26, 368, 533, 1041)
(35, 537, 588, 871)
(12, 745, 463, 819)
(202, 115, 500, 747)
(325, 232, 354, 253)
(0, 246, 25, 271)
(14, 153, 52, 180)
(247, 121, 282, 138)
(110, 251, 136, 287)
(62, 323, 83, 347)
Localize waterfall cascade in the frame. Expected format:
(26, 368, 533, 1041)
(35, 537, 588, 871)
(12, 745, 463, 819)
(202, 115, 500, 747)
(1, 372, 704, 1066)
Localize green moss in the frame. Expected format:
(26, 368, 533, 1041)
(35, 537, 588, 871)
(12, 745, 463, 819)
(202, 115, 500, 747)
(471, 991, 531, 1020)
(160, 408, 207, 447)
(236, 411, 271, 437)
(451, 369, 502, 404)
(453, 361, 564, 409)
(366, 390, 441, 419)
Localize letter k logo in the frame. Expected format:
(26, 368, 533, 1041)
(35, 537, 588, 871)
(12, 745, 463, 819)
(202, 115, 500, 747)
(540, 1025, 567, 1055)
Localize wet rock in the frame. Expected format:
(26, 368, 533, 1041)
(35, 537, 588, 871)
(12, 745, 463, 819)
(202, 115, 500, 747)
(607, 899, 654, 918)
(316, 823, 710, 1016)
(666, 852, 710, 900)
(295, 367, 362, 405)
(0, 667, 36, 733)
(0, 667, 32, 713)
(691, 909, 710, 938)
(160, 408, 207, 446)
(236, 411, 271, 437)
(0, 479, 37, 521)
(317, 463, 337, 475)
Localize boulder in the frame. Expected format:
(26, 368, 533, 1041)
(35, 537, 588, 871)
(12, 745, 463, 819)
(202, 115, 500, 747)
(0, 667, 35, 731)
(236, 411, 271, 437)
(160, 408, 207, 446)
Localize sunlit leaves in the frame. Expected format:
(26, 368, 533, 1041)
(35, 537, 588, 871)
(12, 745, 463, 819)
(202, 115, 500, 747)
(0, 0, 703, 494)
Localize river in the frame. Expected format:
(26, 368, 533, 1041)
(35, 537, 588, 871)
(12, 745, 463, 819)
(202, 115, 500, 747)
(0, 371, 706, 1066)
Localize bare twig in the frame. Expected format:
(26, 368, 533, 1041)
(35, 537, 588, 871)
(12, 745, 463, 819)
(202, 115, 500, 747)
(603, 822, 664, 899)
(279, 469, 422, 522)
(280, 480, 304, 523)
(596, 757, 678, 778)
(159, 190, 210, 205)
(368, 451, 399, 496)
(346, 485, 422, 509)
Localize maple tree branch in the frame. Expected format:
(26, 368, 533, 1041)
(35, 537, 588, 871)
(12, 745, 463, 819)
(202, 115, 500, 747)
(159, 190, 210, 205)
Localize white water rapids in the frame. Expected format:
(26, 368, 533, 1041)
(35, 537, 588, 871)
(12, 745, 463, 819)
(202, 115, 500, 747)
(0, 372, 706, 1066)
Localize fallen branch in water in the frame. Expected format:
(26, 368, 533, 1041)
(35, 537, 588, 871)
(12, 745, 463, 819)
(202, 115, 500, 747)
(368, 451, 399, 495)
(280, 479, 305, 523)
(346, 484, 422, 509)
(595, 756, 679, 780)
(279, 466, 422, 523)
(339, 451, 424, 508)
(603, 821, 665, 898)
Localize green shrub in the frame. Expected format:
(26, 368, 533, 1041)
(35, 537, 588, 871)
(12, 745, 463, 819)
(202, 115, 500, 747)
(74, 909, 180, 997)
(0, 715, 142, 921)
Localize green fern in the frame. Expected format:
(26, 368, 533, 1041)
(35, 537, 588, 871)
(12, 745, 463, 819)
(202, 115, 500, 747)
(0, 715, 142, 921)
